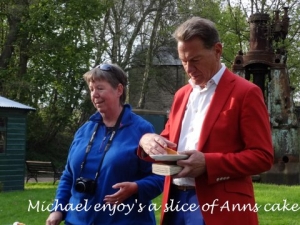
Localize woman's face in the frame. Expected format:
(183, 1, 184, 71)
(89, 79, 123, 114)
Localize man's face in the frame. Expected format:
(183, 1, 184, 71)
(178, 36, 222, 87)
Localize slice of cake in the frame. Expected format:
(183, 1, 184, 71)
(152, 163, 182, 176)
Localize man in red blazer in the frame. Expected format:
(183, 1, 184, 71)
(138, 17, 273, 225)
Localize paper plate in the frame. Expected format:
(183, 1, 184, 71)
(149, 154, 188, 161)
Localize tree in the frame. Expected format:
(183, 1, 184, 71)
(136, 0, 170, 108)
(0, 0, 110, 160)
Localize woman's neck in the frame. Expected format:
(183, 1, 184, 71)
(102, 105, 123, 127)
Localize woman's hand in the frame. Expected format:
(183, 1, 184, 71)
(46, 211, 63, 225)
(103, 182, 138, 205)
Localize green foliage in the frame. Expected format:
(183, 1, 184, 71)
(0, 0, 110, 161)
(176, 0, 223, 22)
(216, 4, 249, 66)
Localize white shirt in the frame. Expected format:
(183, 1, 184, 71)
(173, 64, 225, 186)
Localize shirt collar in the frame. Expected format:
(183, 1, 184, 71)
(188, 63, 226, 88)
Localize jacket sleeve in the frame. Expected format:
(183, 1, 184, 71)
(135, 120, 164, 202)
(50, 126, 84, 216)
(135, 160, 165, 202)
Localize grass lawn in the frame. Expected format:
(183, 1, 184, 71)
(0, 182, 299, 224)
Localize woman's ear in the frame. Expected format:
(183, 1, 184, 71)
(117, 83, 124, 97)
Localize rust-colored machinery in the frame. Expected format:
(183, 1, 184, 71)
(232, 7, 300, 184)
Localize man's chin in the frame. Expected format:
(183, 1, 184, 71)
(191, 79, 203, 86)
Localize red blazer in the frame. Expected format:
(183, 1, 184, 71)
(138, 69, 274, 225)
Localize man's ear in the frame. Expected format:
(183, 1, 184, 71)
(214, 42, 223, 59)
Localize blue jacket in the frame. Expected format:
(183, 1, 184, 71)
(52, 105, 164, 224)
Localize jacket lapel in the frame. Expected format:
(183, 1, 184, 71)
(197, 69, 236, 151)
(172, 86, 192, 143)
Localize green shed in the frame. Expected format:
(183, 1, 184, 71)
(133, 109, 167, 134)
(0, 96, 35, 192)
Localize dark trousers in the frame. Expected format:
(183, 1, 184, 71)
(163, 185, 205, 225)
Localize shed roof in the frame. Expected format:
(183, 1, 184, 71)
(0, 96, 35, 111)
(152, 46, 182, 66)
(134, 45, 182, 66)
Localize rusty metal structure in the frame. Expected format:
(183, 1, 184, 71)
(232, 7, 300, 184)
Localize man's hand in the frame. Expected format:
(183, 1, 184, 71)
(139, 133, 177, 155)
(174, 150, 206, 178)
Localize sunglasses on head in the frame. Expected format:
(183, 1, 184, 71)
(96, 64, 113, 71)
(96, 64, 124, 84)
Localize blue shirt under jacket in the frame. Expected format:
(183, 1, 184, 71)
(52, 104, 164, 225)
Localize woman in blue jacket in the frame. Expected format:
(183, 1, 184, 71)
(46, 63, 164, 225)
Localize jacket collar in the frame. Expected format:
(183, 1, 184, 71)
(89, 104, 132, 128)
(198, 69, 236, 151)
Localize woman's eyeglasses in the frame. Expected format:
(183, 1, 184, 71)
(96, 64, 123, 84)
(96, 64, 113, 71)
